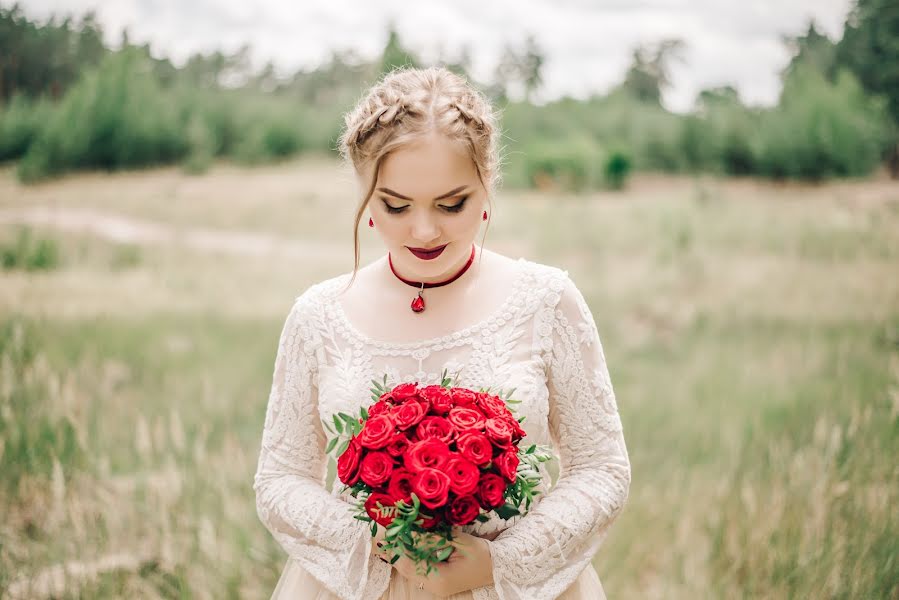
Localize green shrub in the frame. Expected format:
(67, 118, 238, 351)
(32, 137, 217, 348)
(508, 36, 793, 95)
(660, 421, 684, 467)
(603, 148, 632, 190)
(0, 95, 54, 162)
(1, 228, 60, 271)
(18, 48, 189, 181)
(755, 66, 890, 179)
(522, 137, 600, 192)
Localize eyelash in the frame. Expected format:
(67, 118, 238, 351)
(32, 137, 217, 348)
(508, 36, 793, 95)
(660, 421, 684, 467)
(383, 197, 468, 214)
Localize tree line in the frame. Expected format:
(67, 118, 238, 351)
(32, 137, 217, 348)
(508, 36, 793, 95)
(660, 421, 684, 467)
(0, 0, 896, 187)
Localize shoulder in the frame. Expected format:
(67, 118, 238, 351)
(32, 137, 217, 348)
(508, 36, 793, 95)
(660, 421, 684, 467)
(518, 257, 594, 326)
(517, 257, 579, 303)
(279, 273, 351, 336)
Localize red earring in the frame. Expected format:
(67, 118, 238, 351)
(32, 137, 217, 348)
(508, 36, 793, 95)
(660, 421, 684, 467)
(369, 217, 374, 228)
(482, 211, 488, 221)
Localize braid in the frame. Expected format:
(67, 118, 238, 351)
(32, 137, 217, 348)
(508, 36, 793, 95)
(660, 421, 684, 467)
(352, 94, 409, 146)
(449, 94, 488, 133)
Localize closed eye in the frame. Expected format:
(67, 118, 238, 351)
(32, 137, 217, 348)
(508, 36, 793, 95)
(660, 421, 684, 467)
(441, 197, 468, 213)
(381, 196, 469, 214)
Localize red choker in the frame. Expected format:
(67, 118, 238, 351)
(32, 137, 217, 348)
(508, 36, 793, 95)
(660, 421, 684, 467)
(388, 245, 477, 313)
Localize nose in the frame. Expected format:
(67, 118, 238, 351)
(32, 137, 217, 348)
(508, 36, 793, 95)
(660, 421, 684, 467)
(410, 210, 440, 244)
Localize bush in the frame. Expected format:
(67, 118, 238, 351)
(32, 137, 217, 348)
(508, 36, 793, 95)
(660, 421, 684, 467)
(18, 48, 189, 181)
(0, 95, 54, 163)
(1, 228, 60, 271)
(754, 66, 891, 179)
(603, 148, 632, 190)
(522, 136, 601, 192)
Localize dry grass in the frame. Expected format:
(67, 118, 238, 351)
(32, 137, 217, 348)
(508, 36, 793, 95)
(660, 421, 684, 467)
(1, 159, 896, 598)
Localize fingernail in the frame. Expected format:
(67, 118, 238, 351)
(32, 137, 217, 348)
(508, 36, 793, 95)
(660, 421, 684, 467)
(376, 542, 383, 548)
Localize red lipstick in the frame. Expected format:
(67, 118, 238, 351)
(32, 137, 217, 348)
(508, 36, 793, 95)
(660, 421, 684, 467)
(406, 244, 447, 260)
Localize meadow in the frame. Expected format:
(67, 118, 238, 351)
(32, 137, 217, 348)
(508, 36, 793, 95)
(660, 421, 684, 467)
(0, 158, 896, 598)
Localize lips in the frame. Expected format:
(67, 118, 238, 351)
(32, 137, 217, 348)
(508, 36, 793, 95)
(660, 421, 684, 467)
(406, 244, 447, 260)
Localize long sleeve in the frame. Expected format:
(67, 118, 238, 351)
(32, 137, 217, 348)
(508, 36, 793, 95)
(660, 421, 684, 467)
(254, 291, 391, 600)
(484, 273, 631, 600)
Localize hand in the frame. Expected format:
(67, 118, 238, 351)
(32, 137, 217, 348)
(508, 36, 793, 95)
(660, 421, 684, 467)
(371, 526, 495, 597)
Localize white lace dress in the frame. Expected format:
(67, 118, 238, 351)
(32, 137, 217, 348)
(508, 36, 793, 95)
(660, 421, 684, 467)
(254, 258, 631, 600)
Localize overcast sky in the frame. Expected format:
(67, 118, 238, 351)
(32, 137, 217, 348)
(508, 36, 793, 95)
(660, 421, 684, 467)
(15, 0, 853, 112)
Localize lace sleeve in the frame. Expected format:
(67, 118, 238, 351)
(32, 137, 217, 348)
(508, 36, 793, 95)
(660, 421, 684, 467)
(485, 274, 631, 600)
(253, 291, 391, 600)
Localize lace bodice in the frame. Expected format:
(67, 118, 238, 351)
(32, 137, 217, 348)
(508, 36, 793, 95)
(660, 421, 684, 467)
(253, 258, 631, 600)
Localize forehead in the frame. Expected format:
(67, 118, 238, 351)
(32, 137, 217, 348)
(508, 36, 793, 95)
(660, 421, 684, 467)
(377, 133, 478, 197)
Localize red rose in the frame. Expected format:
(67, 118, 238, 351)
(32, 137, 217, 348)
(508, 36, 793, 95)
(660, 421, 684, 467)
(404, 438, 451, 472)
(420, 385, 454, 415)
(416, 507, 444, 530)
(451, 388, 478, 406)
(385, 432, 410, 458)
(387, 468, 415, 503)
(505, 415, 526, 441)
(358, 415, 394, 449)
(390, 401, 426, 430)
(484, 417, 514, 448)
(495, 450, 519, 483)
(336, 437, 362, 485)
(378, 391, 394, 404)
(477, 393, 510, 419)
(446, 495, 481, 525)
(368, 400, 391, 418)
(391, 382, 420, 403)
(477, 473, 506, 509)
(456, 431, 493, 466)
(365, 492, 398, 526)
(359, 451, 394, 487)
(412, 468, 451, 509)
(448, 407, 486, 431)
(415, 416, 455, 444)
(444, 456, 480, 496)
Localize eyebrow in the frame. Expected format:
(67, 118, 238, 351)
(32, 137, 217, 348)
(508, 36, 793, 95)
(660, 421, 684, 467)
(377, 186, 469, 201)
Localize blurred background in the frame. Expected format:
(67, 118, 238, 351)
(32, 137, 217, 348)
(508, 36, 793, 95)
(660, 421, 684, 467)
(0, 0, 897, 598)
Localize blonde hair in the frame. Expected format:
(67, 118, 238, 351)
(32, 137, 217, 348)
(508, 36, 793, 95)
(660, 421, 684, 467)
(337, 66, 502, 285)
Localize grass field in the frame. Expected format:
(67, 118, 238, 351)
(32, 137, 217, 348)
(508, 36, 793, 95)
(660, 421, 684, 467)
(1, 158, 897, 598)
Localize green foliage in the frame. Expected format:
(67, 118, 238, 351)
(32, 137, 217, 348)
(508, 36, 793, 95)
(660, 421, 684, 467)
(18, 48, 188, 181)
(837, 0, 899, 124)
(603, 148, 632, 190)
(754, 65, 890, 179)
(1, 227, 60, 271)
(523, 136, 599, 192)
(0, 94, 54, 162)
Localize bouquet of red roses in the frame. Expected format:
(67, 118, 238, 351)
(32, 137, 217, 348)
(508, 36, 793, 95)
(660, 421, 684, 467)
(323, 370, 554, 576)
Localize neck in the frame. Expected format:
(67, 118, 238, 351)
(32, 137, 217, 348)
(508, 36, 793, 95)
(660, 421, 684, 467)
(388, 244, 481, 286)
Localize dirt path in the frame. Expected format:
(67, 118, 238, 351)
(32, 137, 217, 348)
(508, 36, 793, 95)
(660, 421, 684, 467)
(0, 206, 344, 259)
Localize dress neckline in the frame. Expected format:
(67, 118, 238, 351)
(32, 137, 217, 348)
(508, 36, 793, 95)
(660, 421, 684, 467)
(329, 257, 529, 350)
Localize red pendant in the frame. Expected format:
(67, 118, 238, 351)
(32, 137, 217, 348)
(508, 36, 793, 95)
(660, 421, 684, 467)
(411, 293, 425, 313)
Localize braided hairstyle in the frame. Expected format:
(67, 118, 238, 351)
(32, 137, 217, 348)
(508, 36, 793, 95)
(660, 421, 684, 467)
(337, 66, 502, 284)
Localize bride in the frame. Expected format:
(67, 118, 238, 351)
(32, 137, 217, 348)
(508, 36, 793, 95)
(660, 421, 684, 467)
(253, 66, 631, 600)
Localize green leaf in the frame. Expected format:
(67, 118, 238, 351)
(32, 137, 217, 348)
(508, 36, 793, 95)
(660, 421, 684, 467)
(494, 503, 521, 520)
(370, 521, 377, 537)
(526, 444, 536, 454)
(325, 437, 338, 454)
(360, 406, 369, 420)
(333, 414, 344, 434)
(475, 514, 490, 523)
(336, 438, 350, 457)
(340, 413, 356, 426)
(436, 546, 454, 561)
(390, 554, 400, 564)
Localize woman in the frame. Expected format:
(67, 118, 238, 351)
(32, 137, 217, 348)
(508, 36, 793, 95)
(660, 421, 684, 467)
(253, 66, 631, 600)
